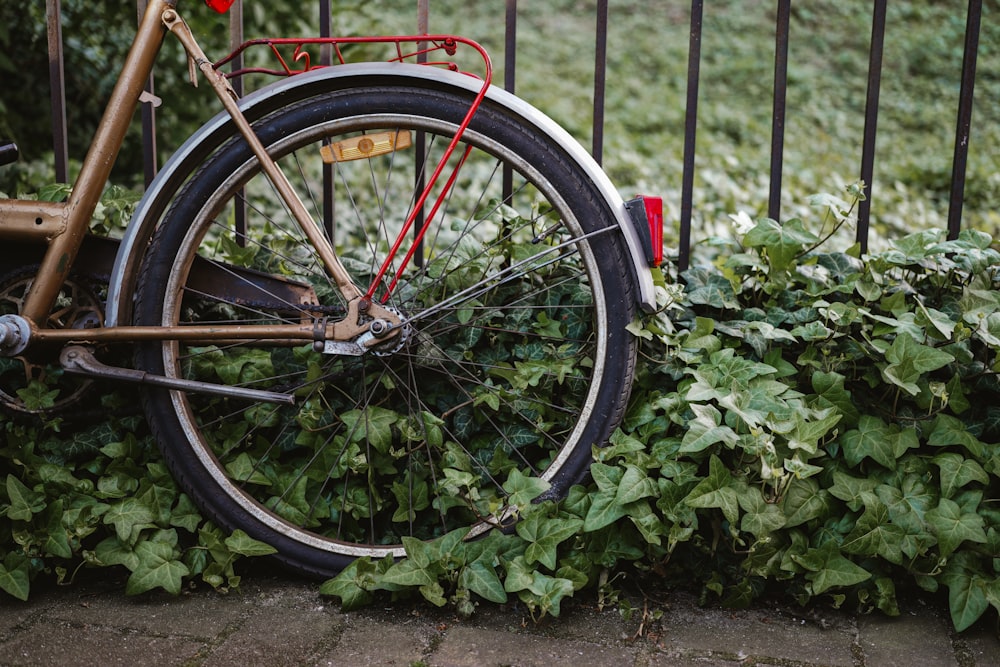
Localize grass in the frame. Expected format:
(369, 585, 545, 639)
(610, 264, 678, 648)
(5, 1, 997, 255)
(352, 0, 1000, 257)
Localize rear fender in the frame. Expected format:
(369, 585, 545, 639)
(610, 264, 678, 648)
(107, 63, 656, 326)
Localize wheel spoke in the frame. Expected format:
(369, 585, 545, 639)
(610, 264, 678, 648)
(135, 83, 635, 575)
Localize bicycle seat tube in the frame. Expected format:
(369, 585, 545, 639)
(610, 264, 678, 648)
(21, 0, 173, 327)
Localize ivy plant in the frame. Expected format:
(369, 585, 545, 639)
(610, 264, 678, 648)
(4, 182, 1000, 633)
(320, 183, 1000, 631)
(0, 187, 275, 600)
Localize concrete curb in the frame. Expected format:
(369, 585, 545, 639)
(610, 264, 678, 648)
(0, 573, 997, 666)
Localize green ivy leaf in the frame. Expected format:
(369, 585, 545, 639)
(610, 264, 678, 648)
(812, 371, 860, 429)
(502, 469, 550, 509)
(926, 498, 988, 558)
(736, 485, 785, 537)
(198, 525, 232, 565)
(926, 415, 985, 457)
(380, 537, 439, 589)
(136, 479, 176, 525)
(503, 556, 536, 593)
(224, 453, 272, 486)
(787, 410, 842, 455)
(743, 218, 819, 272)
(5, 474, 46, 521)
(561, 484, 592, 519)
(841, 416, 918, 469)
(0, 553, 31, 601)
(623, 500, 663, 546)
(840, 493, 905, 564)
(391, 478, 431, 523)
(459, 561, 508, 604)
(15, 380, 60, 411)
(933, 453, 989, 499)
(319, 557, 383, 611)
(875, 476, 936, 558)
(915, 303, 956, 340)
(93, 536, 141, 570)
(782, 478, 832, 527)
(829, 471, 878, 511)
(583, 489, 628, 532)
(224, 530, 278, 557)
(505, 559, 575, 619)
(103, 498, 157, 544)
(96, 471, 139, 500)
(522, 574, 575, 618)
(737, 484, 785, 538)
(126, 541, 190, 595)
(516, 512, 582, 570)
(590, 463, 624, 494)
(379, 557, 437, 588)
(942, 554, 990, 632)
(684, 455, 740, 527)
(614, 465, 658, 505)
(683, 268, 740, 310)
(602, 429, 649, 461)
(42, 500, 72, 559)
(881, 334, 954, 396)
(418, 581, 448, 607)
(340, 407, 398, 454)
(169, 494, 203, 533)
(679, 404, 739, 453)
(792, 543, 871, 594)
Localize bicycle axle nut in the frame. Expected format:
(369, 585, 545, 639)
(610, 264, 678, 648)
(368, 319, 392, 337)
(0, 314, 31, 356)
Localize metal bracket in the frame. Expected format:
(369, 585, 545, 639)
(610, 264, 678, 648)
(60, 345, 295, 405)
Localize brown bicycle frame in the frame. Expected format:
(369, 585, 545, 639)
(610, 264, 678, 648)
(0, 0, 463, 350)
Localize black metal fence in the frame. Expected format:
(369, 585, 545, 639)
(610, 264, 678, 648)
(43, 1, 986, 271)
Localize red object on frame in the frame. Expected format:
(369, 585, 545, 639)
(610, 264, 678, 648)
(205, 0, 237, 13)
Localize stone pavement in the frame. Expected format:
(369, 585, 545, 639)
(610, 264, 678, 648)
(0, 569, 998, 667)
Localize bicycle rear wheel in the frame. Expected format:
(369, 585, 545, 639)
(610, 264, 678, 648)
(134, 80, 638, 577)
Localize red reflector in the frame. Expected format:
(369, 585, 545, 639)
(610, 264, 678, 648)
(642, 196, 663, 267)
(205, 0, 236, 13)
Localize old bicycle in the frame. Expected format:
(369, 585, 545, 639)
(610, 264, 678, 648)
(0, 0, 661, 578)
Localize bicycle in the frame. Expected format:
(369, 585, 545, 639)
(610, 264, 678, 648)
(0, 0, 661, 578)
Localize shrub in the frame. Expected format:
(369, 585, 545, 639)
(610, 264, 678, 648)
(324, 184, 1000, 631)
(3, 183, 1000, 632)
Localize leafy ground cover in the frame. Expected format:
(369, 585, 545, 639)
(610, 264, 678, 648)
(320, 185, 1000, 631)
(4, 183, 1000, 632)
(3, 0, 1000, 633)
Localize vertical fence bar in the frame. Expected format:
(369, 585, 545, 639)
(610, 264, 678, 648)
(948, 0, 982, 241)
(678, 0, 704, 273)
(857, 0, 886, 253)
(592, 0, 608, 165)
(320, 0, 335, 238)
(768, 0, 790, 222)
(228, 0, 247, 243)
(137, 0, 158, 187)
(320, 0, 333, 66)
(229, 0, 244, 97)
(413, 0, 429, 265)
(503, 0, 517, 200)
(45, 0, 69, 183)
(505, 0, 517, 93)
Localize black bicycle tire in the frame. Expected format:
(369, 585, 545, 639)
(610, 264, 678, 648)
(134, 80, 638, 578)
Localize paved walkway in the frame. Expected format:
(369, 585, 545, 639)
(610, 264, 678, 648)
(0, 570, 997, 666)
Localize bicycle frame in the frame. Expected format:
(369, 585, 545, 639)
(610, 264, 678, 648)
(0, 0, 493, 355)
